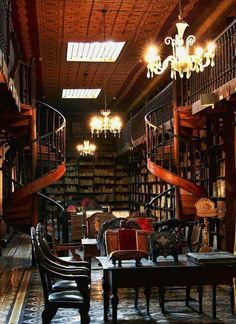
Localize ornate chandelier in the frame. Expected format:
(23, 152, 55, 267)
(77, 140, 96, 156)
(90, 109, 122, 138)
(145, 1, 215, 79)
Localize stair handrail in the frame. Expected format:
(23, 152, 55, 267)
(35, 100, 66, 138)
(37, 192, 64, 211)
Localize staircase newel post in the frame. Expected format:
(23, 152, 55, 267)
(173, 80, 180, 219)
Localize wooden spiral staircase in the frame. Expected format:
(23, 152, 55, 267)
(1, 100, 66, 233)
(145, 104, 208, 220)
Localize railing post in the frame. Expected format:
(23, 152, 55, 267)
(173, 80, 180, 219)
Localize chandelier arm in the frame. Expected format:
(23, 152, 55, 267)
(186, 35, 196, 49)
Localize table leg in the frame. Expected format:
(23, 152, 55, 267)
(212, 285, 216, 319)
(111, 286, 119, 323)
(144, 287, 151, 315)
(229, 285, 234, 314)
(186, 285, 191, 307)
(102, 273, 110, 322)
(159, 286, 165, 314)
(134, 288, 139, 309)
(197, 285, 203, 313)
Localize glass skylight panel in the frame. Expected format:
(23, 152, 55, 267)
(62, 89, 101, 99)
(67, 41, 125, 62)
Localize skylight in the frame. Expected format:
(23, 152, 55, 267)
(62, 89, 101, 99)
(67, 42, 125, 62)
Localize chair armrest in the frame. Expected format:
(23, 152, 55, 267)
(53, 243, 83, 261)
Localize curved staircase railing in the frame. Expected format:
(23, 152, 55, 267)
(2, 100, 66, 232)
(145, 103, 208, 220)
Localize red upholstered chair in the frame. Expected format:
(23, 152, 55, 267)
(105, 228, 149, 266)
(105, 227, 150, 313)
(131, 217, 154, 232)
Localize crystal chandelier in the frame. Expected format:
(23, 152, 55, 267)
(77, 140, 96, 156)
(90, 109, 122, 138)
(145, 0, 215, 79)
(90, 9, 122, 138)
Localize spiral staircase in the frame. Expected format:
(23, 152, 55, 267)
(145, 104, 208, 220)
(1, 100, 66, 233)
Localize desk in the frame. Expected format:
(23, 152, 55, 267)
(97, 255, 236, 323)
(82, 238, 100, 264)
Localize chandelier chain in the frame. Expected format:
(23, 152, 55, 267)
(178, 0, 182, 21)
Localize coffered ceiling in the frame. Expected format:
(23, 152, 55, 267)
(11, 0, 236, 121)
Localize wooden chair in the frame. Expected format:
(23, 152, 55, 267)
(103, 223, 150, 314)
(105, 228, 149, 266)
(31, 227, 91, 324)
(46, 223, 84, 261)
(96, 217, 139, 256)
(85, 212, 116, 239)
(36, 223, 90, 270)
(151, 219, 203, 313)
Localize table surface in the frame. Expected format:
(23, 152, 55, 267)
(97, 255, 198, 269)
(97, 254, 236, 287)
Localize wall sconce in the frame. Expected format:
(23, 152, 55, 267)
(200, 93, 218, 109)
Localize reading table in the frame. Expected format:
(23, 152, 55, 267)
(97, 254, 236, 323)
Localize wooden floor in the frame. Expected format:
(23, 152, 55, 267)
(1, 232, 236, 323)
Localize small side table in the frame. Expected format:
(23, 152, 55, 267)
(81, 238, 100, 265)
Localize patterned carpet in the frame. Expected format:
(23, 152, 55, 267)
(20, 264, 236, 323)
(1, 233, 236, 323)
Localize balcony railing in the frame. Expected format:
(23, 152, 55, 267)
(189, 18, 236, 104)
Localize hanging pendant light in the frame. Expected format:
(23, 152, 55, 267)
(145, 0, 215, 79)
(90, 9, 122, 138)
(77, 140, 96, 156)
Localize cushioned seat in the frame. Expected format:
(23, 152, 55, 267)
(52, 280, 79, 290)
(48, 290, 84, 302)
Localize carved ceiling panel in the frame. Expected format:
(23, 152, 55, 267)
(11, 0, 236, 119)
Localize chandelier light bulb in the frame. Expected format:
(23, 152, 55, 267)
(145, 46, 158, 64)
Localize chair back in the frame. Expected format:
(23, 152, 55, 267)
(151, 219, 195, 262)
(105, 228, 149, 255)
(104, 228, 149, 265)
(86, 212, 116, 238)
(31, 227, 51, 301)
(128, 217, 155, 232)
(97, 217, 130, 255)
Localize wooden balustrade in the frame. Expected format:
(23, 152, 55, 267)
(189, 19, 236, 104)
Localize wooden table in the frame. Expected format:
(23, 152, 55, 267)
(81, 238, 100, 264)
(97, 255, 236, 323)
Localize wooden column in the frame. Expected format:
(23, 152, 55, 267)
(224, 109, 236, 252)
(30, 107, 38, 226)
(173, 80, 180, 219)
